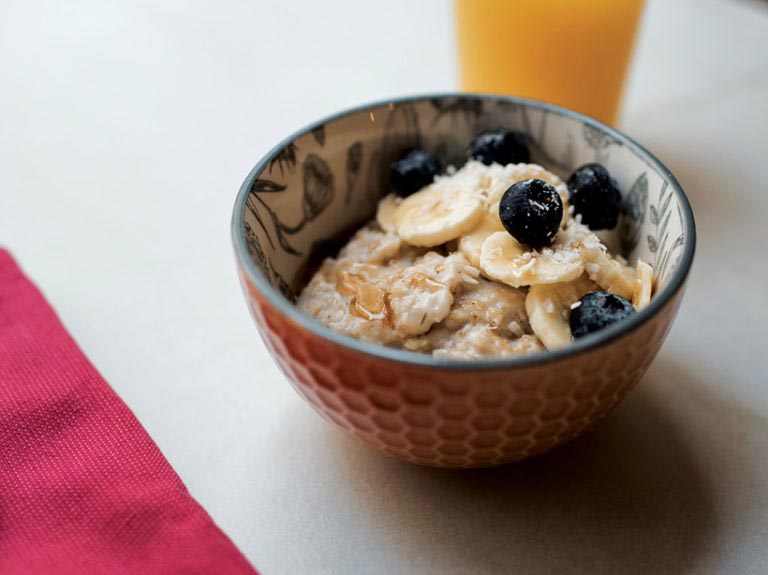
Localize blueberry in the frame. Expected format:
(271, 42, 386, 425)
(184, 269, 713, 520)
(468, 128, 530, 166)
(569, 291, 636, 339)
(390, 149, 442, 197)
(567, 163, 622, 230)
(499, 179, 563, 249)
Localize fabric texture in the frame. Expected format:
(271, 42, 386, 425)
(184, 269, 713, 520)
(0, 249, 257, 574)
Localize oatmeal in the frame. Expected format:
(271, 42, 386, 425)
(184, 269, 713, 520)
(298, 131, 654, 359)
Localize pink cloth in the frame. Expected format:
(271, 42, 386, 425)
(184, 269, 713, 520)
(0, 250, 258, 574)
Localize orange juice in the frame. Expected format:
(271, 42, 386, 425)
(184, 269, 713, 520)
(455, 0, 645, 125)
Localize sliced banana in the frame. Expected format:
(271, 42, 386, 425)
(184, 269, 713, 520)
(479, 231, 585, 287)
(375, 194, 399, 233)
(526, 275, 598, 350)
(586, 252, 635, 299)
(394, 183, 484, 247)
(585, 254, 636, 300)
(457, 211, 504, 267)
(563, 221, 636, 300)
(632, 259, 654, 310)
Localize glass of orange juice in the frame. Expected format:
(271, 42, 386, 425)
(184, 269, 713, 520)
(455, 0, 645, 126)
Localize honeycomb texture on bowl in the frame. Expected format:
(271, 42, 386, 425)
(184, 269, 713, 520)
(240, 270, 682, 468)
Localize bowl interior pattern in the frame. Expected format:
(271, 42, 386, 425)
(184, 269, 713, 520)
(237, 96, 689, 316)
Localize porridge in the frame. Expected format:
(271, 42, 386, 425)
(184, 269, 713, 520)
(298, 129, 653, 359)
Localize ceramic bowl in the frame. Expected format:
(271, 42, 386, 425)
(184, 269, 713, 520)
(231, 94, 695, 468)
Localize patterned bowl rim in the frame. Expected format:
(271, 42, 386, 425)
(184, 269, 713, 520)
(232, 93, 696, 371)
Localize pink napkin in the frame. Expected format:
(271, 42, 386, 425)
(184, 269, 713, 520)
(0, 249, 258, 574)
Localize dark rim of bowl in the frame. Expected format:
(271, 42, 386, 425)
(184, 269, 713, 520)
(232, 93, 696, 371)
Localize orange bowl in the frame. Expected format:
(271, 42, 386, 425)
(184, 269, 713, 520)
(232, 95, 695, 468)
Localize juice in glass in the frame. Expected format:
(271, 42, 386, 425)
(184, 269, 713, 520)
(455, 0, 645, 125)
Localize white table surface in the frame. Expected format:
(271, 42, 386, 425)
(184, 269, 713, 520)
(2, 0, 768, 573)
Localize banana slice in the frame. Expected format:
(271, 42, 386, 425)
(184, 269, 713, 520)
(457, 211, 504, 267)
(479, 231, 585, 287)
(375, 194, 399, 233)
(526, 275, 598, 350)
(563, 221, 636, 300)
(632, 259, 654, 310)
(394, 183, 484, 247)
(585, 254, 636, 300)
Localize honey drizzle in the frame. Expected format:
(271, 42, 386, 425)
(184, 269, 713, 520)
(336, 268, 448, 324)
(406, 272, 445, 293)
(337, 270, 388, 321)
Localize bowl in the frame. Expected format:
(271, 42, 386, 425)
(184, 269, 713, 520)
(231, 94, 695, 468)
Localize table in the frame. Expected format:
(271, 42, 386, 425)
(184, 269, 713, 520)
(2, 0, 767, 572)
